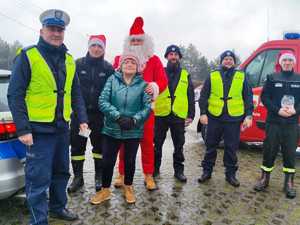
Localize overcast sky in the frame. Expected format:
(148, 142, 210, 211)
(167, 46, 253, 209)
(1, 0, 299, 64)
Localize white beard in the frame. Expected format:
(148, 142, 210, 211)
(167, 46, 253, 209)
(127, 45, 150, 70)
(123, 34, 154, 71)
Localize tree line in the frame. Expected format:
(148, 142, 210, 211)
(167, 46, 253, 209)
(0, 38, 241, 87)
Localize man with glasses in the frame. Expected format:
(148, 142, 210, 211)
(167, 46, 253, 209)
(7, 9, 88, 225)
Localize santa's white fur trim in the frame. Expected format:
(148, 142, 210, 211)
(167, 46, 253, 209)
(149, 82, 159, 100)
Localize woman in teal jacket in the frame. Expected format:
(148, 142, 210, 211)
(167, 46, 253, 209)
(90, 54, 151, 205)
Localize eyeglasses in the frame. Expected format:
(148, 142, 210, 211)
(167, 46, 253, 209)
(130, 38, 144, 42)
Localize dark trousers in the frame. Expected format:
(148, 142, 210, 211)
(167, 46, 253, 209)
(25, 131, 70, 225)
(102, 135, 140, 187)
(70, 113, 103, 160)
(201, 117, 241, 177)
(154, 115, 185, 174)
(262, 123, 298, 173)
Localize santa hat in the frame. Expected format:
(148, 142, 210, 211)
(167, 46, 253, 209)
(88, 34, 106, 50)
(129, 17, 145, 38)
(279, 52, 296, 66)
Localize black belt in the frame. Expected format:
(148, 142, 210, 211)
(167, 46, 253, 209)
(220, 97, 232, 100)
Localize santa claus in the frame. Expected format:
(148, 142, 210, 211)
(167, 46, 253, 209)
(113, 16, 168, 190)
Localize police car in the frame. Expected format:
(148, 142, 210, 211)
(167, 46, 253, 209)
(0, 69, 26, 199)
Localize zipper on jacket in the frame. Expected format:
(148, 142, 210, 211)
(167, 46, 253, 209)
(89, 67, 96, 109)
(123, 86, 129, 111)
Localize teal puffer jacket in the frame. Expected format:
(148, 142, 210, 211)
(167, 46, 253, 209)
(99, 71, 151, 139)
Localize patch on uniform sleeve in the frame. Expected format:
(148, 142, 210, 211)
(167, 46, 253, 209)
(291, 84, 300, 88)
(80, 70, 87, 74)
(274, 82, 283, 87)
(98, 72, 106, 77)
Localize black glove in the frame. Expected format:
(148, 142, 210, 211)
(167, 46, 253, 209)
(117, 116, 135, 130)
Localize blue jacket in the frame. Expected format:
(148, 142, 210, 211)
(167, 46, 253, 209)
(7, 37, 88, 136)
(99, 71, 151, 139)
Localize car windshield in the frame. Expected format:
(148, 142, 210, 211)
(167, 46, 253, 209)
(0, 77, 10, 112)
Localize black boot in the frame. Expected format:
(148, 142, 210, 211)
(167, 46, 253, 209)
(254, 170, 270, 191)
(226, 175, 240, 187)
(68, 160, 84, 193)
(153, 166, 160, 178)
(198, 171, 212, 183)
(284, 173, 296, 199)
(94, 159, 103, 192)
(174, 172, 187, 183)
(49, 208, 79, 221)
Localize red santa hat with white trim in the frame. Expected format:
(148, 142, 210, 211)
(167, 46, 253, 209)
(129, 17, 145, 38)
(88, 34, 106, 50)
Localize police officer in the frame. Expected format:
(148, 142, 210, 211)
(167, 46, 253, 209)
(198, 50, 253, 187)
(154, 45, 195, 182)
(254, 51, 300, 199)
(7, 9, 88, 225)
(68, 35, 114, 193)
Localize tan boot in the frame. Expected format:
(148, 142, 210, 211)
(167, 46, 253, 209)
(90, 188, 111, 205)
(114, 174, 124, 188)
(124, 185, 136, 204)
(144, 174, 157, 191)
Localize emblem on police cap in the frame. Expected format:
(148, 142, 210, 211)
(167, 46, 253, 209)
(54, 10, 63, 19)
(172, 47, 176, 51)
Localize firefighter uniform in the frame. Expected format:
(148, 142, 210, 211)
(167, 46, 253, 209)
(154, 45, 195, 182)
(198, 50, 253, 186)
(254, 67, 300, 198)
(69, 45, 114, 192)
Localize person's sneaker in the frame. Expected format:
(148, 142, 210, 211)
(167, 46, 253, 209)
(226, 176, 240, 187)
(144, 174, 157, 190)
(123, 185, 136, 204)
(174, 173, 187, 183)
(49, 208, 78, 221)
(90, 188, 111, 205)
(197, 172, 211, 183)
(114, 174, 124, 188)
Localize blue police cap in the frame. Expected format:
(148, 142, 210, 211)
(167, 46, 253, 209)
(220, 50, 236, 64)
(164, 44, 182, 59)
(39, 9, 70, 28)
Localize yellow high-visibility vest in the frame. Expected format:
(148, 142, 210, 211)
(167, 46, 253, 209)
(208, 70, 245, 117)
(22, 47, 75, 122)
(154, 69, 189, 119)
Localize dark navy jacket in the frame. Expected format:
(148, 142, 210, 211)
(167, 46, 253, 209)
(261, 71, 300, 124)
(164, 62, 195, 120)
(7, 37, 88, 136)
(199, 66, 253, 122)
(75, 53, 114, 115)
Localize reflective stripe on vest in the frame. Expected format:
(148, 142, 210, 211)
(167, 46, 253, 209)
(154, 69, 189, 119)
(24, 47, 75, 122)
(208, 70, 245, 117)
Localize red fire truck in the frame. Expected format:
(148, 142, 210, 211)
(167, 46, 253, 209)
(239, 33, 300, 147)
